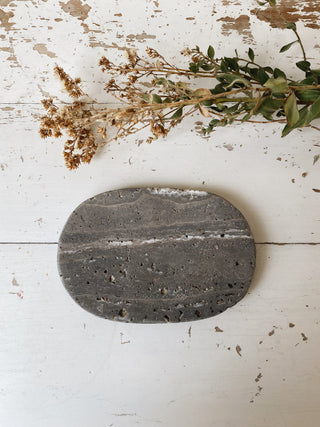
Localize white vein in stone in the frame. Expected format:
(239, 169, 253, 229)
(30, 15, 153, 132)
(147, 188, 209, 199)
(61, 232, 252, 254)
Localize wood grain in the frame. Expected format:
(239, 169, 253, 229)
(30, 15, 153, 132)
(1, 244, 320, 426)
(1, 0, 320, 425)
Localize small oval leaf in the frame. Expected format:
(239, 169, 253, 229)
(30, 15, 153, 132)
(284, 92, 299, 126)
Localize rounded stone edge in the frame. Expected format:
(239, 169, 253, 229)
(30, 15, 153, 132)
(57, 187, 256, 323)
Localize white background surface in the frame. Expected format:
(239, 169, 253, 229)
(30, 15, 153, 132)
(1, 1, 320, 426)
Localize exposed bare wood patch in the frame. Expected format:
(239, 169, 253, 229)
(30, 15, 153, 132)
(222, 0, 240, 5)
(217, 15, 253, 42)
(33, 43, 57, 58)
(0, 43, 19, 67)
(59, 0, 91, 21)
(126, 31, 156, 42)
(251, 0, 320, 30)
(0, 8, 14, 30)
(0, 0, 13, 6)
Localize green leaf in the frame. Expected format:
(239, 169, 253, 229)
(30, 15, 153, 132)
(241, 112, 252, 122)
(274, 68, 287, 79)
(151, 94, 162, 104)
(203, 118, 221, 133)
(248, 48, 255, 62)
(207, 45, 215, 60)
(257, 69, 269, 84)
(305, 95, 320, 124)
(154, 77, 167, 86)
(296, 60, 311, 72)
(166, 107, 183, 120)
(268, 0, 276, 5)
(286, 22, 297, 31)
(223, 103, 241, 114)
(201, 64, 214, 71)
(256, 97, 283, 120)
(264, 77, 289, 93)
(210, 84, 226, 95)
(208, 119, 221, 127)
(313, 154, 320, 165)
(141, 94, 150, 102)
(295, 89, 320, 102)
(263, 66, 273, 74)
(281, 106, 309, 136)
(189, 63, 199, 73)
(219, 73, 250, 88)
(284, 92, 299, 126)
(201, 100, 214, 106)
(248, 67, 259, 79)
(280, 40, 297, 53)
(220, 60, 228, 73)
(222, 57, 239, 71)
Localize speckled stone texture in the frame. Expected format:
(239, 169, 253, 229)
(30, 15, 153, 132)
(58, 188, 255, 323)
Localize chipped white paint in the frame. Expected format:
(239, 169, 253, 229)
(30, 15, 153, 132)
(0, 0, 320, 426)
(1, 244, 320, 427)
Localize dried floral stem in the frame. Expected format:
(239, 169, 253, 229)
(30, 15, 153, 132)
(39, 1, 320, 169)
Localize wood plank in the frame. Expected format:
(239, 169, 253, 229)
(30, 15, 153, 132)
(1, 243, 319, 427)
(1, 104, 319, 243)
(0, 0, 319, 103)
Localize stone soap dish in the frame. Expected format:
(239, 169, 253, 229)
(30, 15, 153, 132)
(57, 188, 256, 323)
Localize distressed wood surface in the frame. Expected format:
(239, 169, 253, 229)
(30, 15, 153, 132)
(1, 244, 320, 427)
(1, 0, 320, 426)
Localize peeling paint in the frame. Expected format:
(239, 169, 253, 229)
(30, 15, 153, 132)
(251, 0, 320, 30)
(0, 43, 19, 67)
(33, 43, 57, 58)
(0, 0, 13, 6)
(126, 31, 156, 42)
(222, 0, 240, 5)
(218, 15, 253, 41)
(0, 9, 14, 30)
(59, 0, 91, 21)
(37, 84, 51, 97)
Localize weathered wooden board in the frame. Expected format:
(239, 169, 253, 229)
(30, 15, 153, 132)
(0, 0, 319, 103)
(1, 104, 319, 243)
(1, 244, 320, 426)
(1, 0, 320, 425)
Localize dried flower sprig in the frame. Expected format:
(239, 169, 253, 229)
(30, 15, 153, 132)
(39, 0, 320, 169)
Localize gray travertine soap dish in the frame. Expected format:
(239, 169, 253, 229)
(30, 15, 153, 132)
(57, 188, 256, 323)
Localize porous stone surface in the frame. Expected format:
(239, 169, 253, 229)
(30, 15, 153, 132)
(57, 188, 256, 323)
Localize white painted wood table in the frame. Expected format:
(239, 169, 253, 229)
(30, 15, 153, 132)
(1, 1, 320, 426)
